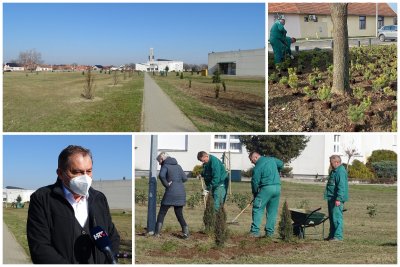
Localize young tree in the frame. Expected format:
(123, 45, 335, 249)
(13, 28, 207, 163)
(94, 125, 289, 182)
(165, 65, 169, 76)
(112, 70, 119, 86)
(278, 200, 293, 241)
(330, 3, 350, 95)
(343, 144, 359, 171)
(214, 206, 228, 247)
(239, 135, 310, 163)
(203, 194, 215, 234)
(81, 68, 95, 99)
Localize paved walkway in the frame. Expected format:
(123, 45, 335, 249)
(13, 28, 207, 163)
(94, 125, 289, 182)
(3, 223, 31, 264)
(142, 73, 198, 132)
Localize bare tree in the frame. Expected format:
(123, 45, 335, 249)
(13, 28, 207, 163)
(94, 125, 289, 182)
(199, 64, 208, 70)
(112, 70, 119, 86)
(343, 143, 359, 171)
(18, 49, 43, 72)
(82, 67, 95, 99)
(330, 3, 350, 95)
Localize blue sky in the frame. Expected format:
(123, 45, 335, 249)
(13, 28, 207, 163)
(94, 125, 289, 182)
(3, 3, 265, 65)
(3, 135, 132, 190)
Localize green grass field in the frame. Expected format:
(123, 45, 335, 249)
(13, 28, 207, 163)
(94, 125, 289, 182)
(152, 73, 265, 131)
(3, 71, 144, 132)
(3, 205, 132, 264)
(135, 178, 397, 264)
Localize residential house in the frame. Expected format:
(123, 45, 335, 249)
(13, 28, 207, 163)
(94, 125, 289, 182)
(268, 3, 397, 39)
(3, 63, 25, 72)
(36, 65, 53, 71)
(92, 65, 104, 71)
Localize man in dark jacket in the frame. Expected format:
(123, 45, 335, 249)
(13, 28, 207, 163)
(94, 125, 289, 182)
(197, 151, 228, 211)
(27, 145, 120, 264)
(154, 152, 189, 239)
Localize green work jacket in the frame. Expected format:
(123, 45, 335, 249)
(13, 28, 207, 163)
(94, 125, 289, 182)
(251, 156, 283, 195)
(269, 20, 287, 44)
(324, 164, 349, 202)
(201, 154, 227, 191)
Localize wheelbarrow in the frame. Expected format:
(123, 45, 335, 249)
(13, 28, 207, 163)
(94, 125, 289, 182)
(289, 207, 328, 239)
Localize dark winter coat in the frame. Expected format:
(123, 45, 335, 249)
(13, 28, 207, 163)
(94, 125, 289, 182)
(159, 157, 188, 206)
(27, 179, 120, 264)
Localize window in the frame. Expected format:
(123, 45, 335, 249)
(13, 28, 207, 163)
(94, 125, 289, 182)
(378, 16, 384, 29)
(305, 14, 318, 22)
(334, 144, 340, 153)
(359, 16, 366, 30)
(393, 17, 397, 26)
(334, 135, 340, 142)
(211, 135, 241, 153)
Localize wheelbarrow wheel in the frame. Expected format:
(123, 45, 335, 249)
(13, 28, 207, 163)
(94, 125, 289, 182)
(293, 224, 304, 238)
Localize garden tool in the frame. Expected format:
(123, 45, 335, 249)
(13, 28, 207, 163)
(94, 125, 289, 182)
(199, 176, 207, 208)
(228, 198, 255, 225)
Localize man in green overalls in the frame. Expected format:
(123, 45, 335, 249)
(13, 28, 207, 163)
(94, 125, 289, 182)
(197, 151, 228, 211)
(248, 151, 283, 237)
(269, 16, 287, 64)
(324, 155, 349, 241)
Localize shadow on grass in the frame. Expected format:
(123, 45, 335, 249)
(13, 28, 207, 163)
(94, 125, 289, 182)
(380, 242, 397, 247)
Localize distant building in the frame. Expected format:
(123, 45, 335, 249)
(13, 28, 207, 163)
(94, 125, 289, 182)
(4, 63, 25, 72)
(3, 187, 35, 203)
(135, 48, 184, 72)
(290, 134, 397, 177)
(268, 3, 397, 39)
(36, 65, 53, 71)
(135, 134, 397, 177)
(92, 65, 104, 71)
(208, 48, 265, 77)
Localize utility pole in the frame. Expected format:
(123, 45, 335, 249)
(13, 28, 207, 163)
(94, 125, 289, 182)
(146, 135, 158, 235)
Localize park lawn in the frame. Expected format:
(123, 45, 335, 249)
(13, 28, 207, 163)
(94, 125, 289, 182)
(152, 73, 265, 132)
(3, 71, 144, 132)
(3, 205, 132, 264)
(135, 178, 397, 264)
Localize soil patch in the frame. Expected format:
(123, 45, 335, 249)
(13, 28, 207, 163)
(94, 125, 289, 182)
(268, 45, 397, 132)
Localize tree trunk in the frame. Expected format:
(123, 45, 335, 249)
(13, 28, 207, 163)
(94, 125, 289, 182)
(330, 3, 350, 95)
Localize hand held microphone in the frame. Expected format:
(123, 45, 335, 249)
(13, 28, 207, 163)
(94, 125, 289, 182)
(90, 226, 117, 264)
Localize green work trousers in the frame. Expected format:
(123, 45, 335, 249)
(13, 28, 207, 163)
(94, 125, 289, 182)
(213, 179, 228, 211)
(270, 39, 284, 64)
(327, 199, 344, 240)
(250, 185, 281, 236)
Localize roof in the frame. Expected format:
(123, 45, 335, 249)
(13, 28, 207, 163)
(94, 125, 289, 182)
(5, 63, 22, 67)
(268, 3, 397, 17)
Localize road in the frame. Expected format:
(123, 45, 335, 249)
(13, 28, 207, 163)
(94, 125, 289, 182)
(142, 73, 198, 132)
(3, 223, 31, 264)
(268, 37, 397, 52)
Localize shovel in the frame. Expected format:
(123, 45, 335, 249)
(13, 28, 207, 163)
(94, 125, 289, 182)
(228, 198, 254, 225)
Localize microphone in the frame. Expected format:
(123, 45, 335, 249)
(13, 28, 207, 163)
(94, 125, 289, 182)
(116, 252, 132, 259)
(90, 226, 117, 264)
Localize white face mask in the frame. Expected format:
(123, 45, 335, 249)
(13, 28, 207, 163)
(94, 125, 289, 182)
(68, 174, 92, 196)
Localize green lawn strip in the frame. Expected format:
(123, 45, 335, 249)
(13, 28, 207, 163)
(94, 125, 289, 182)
(154, 78, 263, 131)
(4, 72, 144, 132)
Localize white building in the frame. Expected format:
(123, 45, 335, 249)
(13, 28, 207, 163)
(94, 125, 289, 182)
(290, 134, 398, 177)
(135, 48, 183, 72)
(36, 65, 53, 72)
(4, 63, 25, 72)
(3, 187, 35, 203)
(208, 48, 265, 77)
(135, 134, 397, 177)
(135, 135, 252, 176)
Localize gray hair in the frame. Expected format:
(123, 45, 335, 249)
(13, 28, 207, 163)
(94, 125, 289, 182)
(330, 155, 342, 163)
(156, 152, 169, 162)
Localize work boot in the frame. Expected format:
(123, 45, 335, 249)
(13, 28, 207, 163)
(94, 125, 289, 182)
(154, 222, 163, 237)
(182, 226, 189, 240)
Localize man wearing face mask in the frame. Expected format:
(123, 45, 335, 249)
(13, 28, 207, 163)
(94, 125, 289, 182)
(27, 145, 120, 264)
